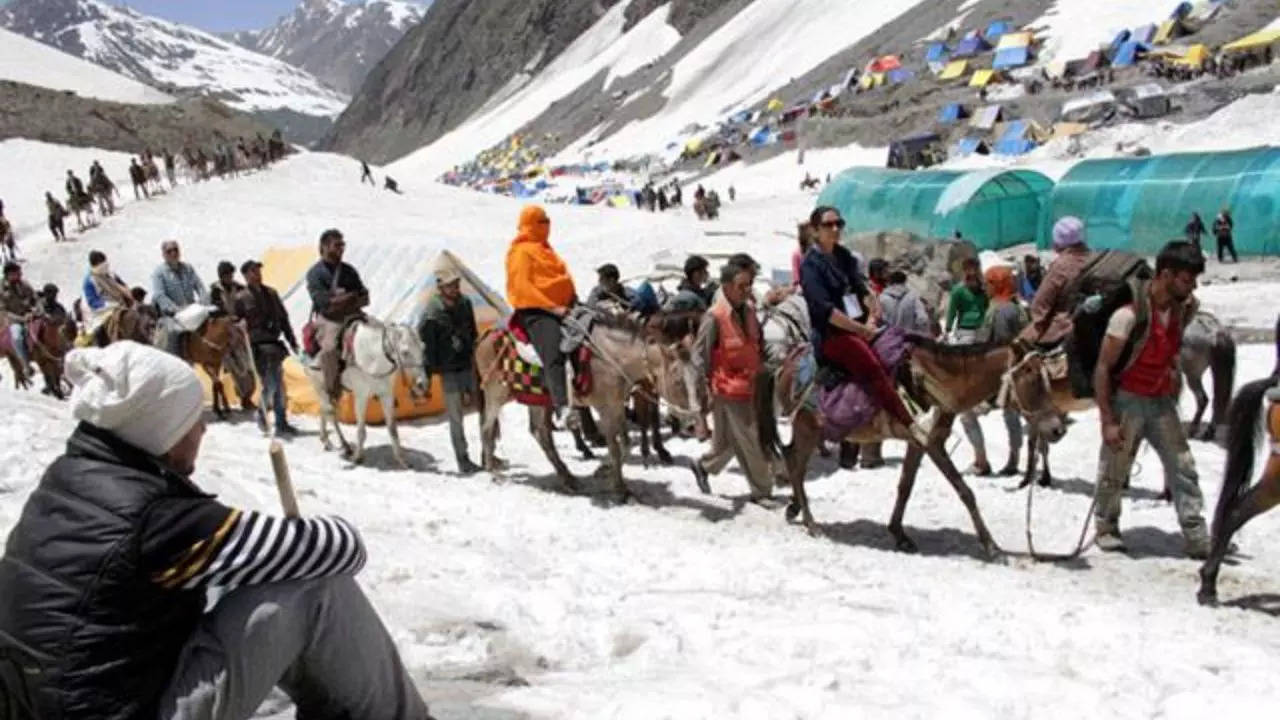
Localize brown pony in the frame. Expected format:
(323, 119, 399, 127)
(181, 315, 251, 419)
(763, 339, 1067, 557)
(1198, 376, 1280, 605)
(26, 315, 77, 398)
(0, 315, 31, 390)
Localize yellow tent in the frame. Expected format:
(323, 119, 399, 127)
(996, 32, 1033, 50)
(1174, 44, 1211, 67)
(684, 137, 703, 154)
(260, 245, 510, 425)
(1154, 19, 1180, 45)
(1222, 29, 1280, 53)
(939, 59, 968, 80)
(766, 97, 784, 113)
(970, 69, 1000, 87)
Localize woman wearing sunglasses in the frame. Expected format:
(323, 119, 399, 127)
(799, 206, 930, 446)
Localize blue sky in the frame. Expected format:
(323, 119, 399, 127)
(123, 1, 319, 33)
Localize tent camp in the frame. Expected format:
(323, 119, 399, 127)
(993, 46, 1031, 69)
(1060, 90, 1118, 123)
(1173, 43, 1210, 68)
(1118, 83, 1171, 119)
(262, 246, 511, 424)
(993, 120, 1046, 156)
(819, 167, 1054, 249)
(926, 42, 949, 62)
(939, 59, 969, 80)
(950, 136, 991, 158)
(1112, 40, 1150, 67)
(970, 69, 1003, 87)
(985, 20, 1012, 42)
(970, 104, 1004, 130)
(887, 133, 943, 170)
(953, 31, 991, 58)
(1046, 147, 1280, 255)
(938, 103, 969, 123)
(867, 55, 903, 73)
(1181, 0, 1224, 31)
(1222, 29, 1280, 55)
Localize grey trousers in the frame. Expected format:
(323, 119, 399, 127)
(440, 369, 476, 465)
(699, 398, 773, 499)
(1095, 391, 1207, 540)
(959, 407, 1023, 464)
(159, 576, 430, 720)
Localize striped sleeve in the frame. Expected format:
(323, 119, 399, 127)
(146, 506, 366, 592)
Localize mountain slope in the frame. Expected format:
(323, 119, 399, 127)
(226, 0, 428, 96)
(0, 0, 348, 144)
(0, 26, 172, 105)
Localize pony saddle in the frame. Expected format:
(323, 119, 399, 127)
(816, 327, 914, 442)
(502, 315, 593, 402)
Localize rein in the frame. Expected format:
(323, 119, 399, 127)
(563, 312, 701, 416)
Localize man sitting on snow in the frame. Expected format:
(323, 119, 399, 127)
(0, 342, 431, 720)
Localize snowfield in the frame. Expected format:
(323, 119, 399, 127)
(0, 26, 173, 104)
(1, 144, 1278, 718)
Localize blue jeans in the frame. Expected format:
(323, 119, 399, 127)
(253, 343, 288, 427)
(8, 324, 29, 366)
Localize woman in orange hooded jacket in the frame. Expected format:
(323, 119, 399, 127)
(506, 204, 577, 411)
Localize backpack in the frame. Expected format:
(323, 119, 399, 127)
(1065, 250, 1153, 398)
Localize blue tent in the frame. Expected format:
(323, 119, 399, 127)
(1171, 1, 1192, 20)
(926, 42, 949, 62)
(1108, 30, 1132, 58)
(1132, 23, 1157, 44)
(985, 21, 1012, 41)
(1112, 40, 1149, 67)
(951, 136, 989, 157)
(992, 46, 1030, 69)
(730, 109, 752, 124)
(938, 103, 967, 123)
(887, 68, 915, 84)
(994, 121, 1037, 155)
(749, 126, 774, 146)
(952, 32, 991, 58)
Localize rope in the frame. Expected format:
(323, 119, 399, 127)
(561, 312, 702, 416)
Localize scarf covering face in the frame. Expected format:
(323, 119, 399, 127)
(985, 265, 1017, 303)
(505, 205, 576, 310)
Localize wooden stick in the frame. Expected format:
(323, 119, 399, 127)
(269, 440, 300, 518)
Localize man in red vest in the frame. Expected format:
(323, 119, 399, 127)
(690, 257, 777, 506)
(1094, 240, 1209, 557)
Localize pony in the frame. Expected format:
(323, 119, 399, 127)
(1197, 376, 1280, 605)
(0, 314, 31, 390)
(474, 313, 701, 503)
(26, 315, 77, 399)
(302, 319, 428, 468)
(762, 334, 1067, 557)
(179, 315, 255, 420)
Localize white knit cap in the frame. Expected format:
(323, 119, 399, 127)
(65, 341, 204, 457)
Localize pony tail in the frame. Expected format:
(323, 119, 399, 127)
(1213, 376, 1277, 536)
(1210, 331, 1236, 429)
(755, 369, 781, 461)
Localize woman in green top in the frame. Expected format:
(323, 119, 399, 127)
(946, 257, 989, 343)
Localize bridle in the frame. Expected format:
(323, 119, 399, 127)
(997, 349, 1057, 421)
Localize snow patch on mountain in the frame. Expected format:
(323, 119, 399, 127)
(0, 26, 173, 105)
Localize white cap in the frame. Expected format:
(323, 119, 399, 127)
(66, 341, 204, 458)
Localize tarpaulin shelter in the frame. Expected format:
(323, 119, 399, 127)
(1182, 0, 1223, 31)
(841, 67, 860, 88)
(263, 246, 511, 423)
(1108, 30, 1132, 58)
(1060, 90, 1117, 123)
(1174, 43, 1210, 67)
(953, 32, 991, 58)
(996, 32, 1033, 50)
(886, 132, 942, 170)
(970, 104, 1004, 129)
(951, 136, 991, 157)
(887, 68, 915, 84)
(818, 167, 1055, 249)
(1045, 147, 1280, 255)
(970, 69, 1002, 87)
(938, 103, 969, 123)
(1118, 83, 1171, 118)
(1154, 19, 1183, 44)
(993, 120, 1045, 155)
(766, 97, 784, 113)
(1112, 40, 1150, 67)
(867, 55, 903, 73)
(749, 126, 774, 146)
(1222, 29, 1280, 54)
(859, 72, 887, 90)
(993, 46, 1031, 69)
(1050, 122, 1090, 140)
(1132, 24, 1157, 44)
(939, 59, 969, 79)
(985, 21, 1012, 42)
(926, 42, 949, 62)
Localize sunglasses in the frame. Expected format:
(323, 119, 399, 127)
(820, 219, 846, 230)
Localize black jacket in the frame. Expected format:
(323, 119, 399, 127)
(800, 244, 871, 347)
(0, 424, 227, 720)
(305, 259, 368, 321)
(235, 283, 298, 350)
(417, 295, 477, 375)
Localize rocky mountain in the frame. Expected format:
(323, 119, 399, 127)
(0, 0, 349, 146)
(224, 0, 428, 97)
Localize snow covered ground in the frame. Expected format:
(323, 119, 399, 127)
(2, 142, 1278, 718)
(0, 139, 137, 245)
(0, 26, 173, 104)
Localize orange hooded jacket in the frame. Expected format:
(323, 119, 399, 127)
(506, 205, 576, 310)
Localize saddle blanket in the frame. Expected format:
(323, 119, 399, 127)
(501, 318, 593, 405)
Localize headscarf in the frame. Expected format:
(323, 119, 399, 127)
(1052, 216, 1086, 251)
(984, 265, 1017, 303)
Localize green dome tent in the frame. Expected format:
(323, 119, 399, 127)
(1045, 147, 1280, 256)
(817, 167, 1054, 250)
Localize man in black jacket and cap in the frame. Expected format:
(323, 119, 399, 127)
(417, 258, 481, 474)
(0, 341, 430, 720)
(236, 259, 300, 435)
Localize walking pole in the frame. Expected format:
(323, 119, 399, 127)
(269, 440, 301, 518)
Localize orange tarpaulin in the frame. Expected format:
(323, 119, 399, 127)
(866, 55, 902, 73)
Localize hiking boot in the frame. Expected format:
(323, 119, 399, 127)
(1096, 531, 1127, 553)
(690, 460, 711, 494)
(838, 442, 859, 470)
(277, 422, 299, 437)
(458, 457, 483, 476)
(1184, 530, 1211, 560)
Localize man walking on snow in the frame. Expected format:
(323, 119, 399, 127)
(306, 228, 369, 403)
(151, 240, 210, 356)
(1093, 240, 1210, 557)
(236, 259, 300, 435)
(690, 257, 778, 507)
(0, 341, 431, 719)
(417, 260, 482, 474)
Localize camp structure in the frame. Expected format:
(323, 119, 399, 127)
(886, 132, 943, 170)
(950, 136, 991, 158)
(952, 31, 991, 58)
(1117, 83, 1171, 119)
(938, 59, 969, 80)
(926, 42, 949, 63)
(970, 104, 1004, 130)
(1045, 147, 1280, 255)
(1180, 0, 1224, 32)
(969, 69, 1004, 87)
(992, 32, 1034, 69)
(818, 167, 1054, 250)
(766, 97, 785, 113)
(1060, 90, 1118, 124)
(938, 102, 969, 124)
(1221, 29, 1280, 56)
(1132, 24, 1158, 45)
(1050, 122, 1090, 141)
(993, 120, 1048, 156)
(867, 55, 903, 73)
(1112, 40, 1150, 67)
(1153, 18, 1185, 45)
(886, 68, 915, 85)
(261, 245, 512, 424)
(1172, 43, 1211, 68)
(984, 20, 1012, 42)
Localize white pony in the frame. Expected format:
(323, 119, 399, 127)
(303, 319, 428, 468)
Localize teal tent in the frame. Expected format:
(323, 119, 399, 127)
(818, 167, 1054, 250)
(1045, 147, 1280, 256)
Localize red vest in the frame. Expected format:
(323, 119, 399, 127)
(1118, 305, 1180, 397)
(709, 299, 761, 401)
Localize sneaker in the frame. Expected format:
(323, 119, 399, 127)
(1184, 533, 1211, 560)
(1096, 531, 1127, 553)
(690, 460, 711, 494)
(276, 422, 299, 437)
(458, 457, 482, 476)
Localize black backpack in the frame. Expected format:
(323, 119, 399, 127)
(1066, 250, 1153, 398)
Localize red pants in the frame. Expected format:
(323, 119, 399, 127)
(821, 333, 914, 427)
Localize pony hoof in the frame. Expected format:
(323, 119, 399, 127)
(895, 536, 919, 554)
(1196, 588, 1219, 607)
(657, 452, 674, 466)
(1037, 476, 1052, 488)
(785, 503, 800, 522)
